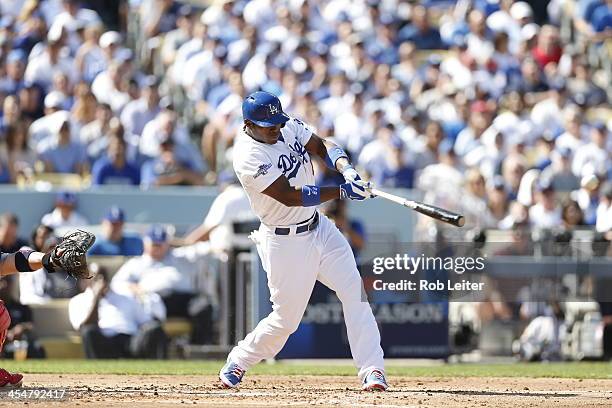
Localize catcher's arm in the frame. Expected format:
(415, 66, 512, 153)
(0, 250, 45, 277)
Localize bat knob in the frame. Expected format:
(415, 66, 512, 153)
(457, 216, 465, 227)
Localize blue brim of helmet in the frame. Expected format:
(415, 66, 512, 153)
(249, 112, 290, 127)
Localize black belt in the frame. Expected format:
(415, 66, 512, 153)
(274, 212, 319, 235)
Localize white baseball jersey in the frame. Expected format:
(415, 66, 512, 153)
(233, 117, 316, 226)
(202, 184, 255, 252)
(227, 118, 385, 382)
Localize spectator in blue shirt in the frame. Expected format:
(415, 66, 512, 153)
(590, 0, 612, 34)
(89, 206, 144, 256)
(120, 75, 161, 137)
(398, 6, 445, 49)
(578, 0, 604, 24)
(140, 136, 203, 187)
(38, 119, 87, 174)
(0, 50, 27, 96)
(91, 133, 140, 186)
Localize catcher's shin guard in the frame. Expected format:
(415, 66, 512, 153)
(0, 300, 10, 352)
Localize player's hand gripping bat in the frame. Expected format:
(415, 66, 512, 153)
(370, 188, 465, 227)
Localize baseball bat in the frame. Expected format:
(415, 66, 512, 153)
(370, 188, 465, 227)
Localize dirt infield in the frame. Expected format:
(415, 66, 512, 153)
(2, 374, 611, 407)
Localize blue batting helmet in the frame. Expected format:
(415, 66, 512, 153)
(242, 91, 290, 127)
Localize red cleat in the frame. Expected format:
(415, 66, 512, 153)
(0, 368, 23, 389)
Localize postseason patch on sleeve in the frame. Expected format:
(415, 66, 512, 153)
(254, 163, 273, 179)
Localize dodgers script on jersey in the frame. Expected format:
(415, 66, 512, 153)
(233, 117, 317, 226)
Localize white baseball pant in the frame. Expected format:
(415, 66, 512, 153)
(228, 212, 384, 381)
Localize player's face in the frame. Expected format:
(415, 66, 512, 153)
(145, 239, 169, 260)
(247, 122, 285, 144)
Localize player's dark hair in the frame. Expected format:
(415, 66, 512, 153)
(0, 213, 19, 227)
(30, 224, 54, 251)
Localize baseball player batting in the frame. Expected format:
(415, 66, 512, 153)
(219, 91, 387, 391)
(0, 230, 95, 388)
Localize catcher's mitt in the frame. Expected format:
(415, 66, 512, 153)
(42, 229, 96, 279)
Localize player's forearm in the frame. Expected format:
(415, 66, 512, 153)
(182, 170, 205, 186)
(28, 252, 44, 270)
(0, 251, 44, 276)
(320, 139, 356, 175)
(155, 173, 187, 185)
(182, 224, 214, 245)
(317, 186, 342, 203)
(335, 157, 352, 173)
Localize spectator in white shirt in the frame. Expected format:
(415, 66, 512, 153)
(38, 0, 63, 26)
(517, 301, 566, 361)
(555, 106, 587, 154)
(140, 107, 204, 172)
(530, 80, 568, 136)
(572, 122, 610, 178)
(74, 24, 107, 83)
(571, 174, 602, 226)
(466, 9, 494, 65)
(461, 167, 497, 229)
(69, 266, 168, 359)
(80, 102, 112, 151)
(24, 26, 76, 92)
(168, 20, 205, 88)
(198, 0, 233, 40)
(28, 93, 70, 151)
(120, 75, 160, 137)
(332, 92, 372, 157)
(486, 0, 526, 55)
(358, 124, 408, 186)
(454, 101, 492, 158)
(40, 190, 89, 229)
(91, 60, 130, 114)
(48, 0, 101, 55)
(596, 183, 612, 233)
(317, 73, 353, 124)
(160, 4, 197, 67)
(111, 225, 216, 344)
(529, 180, 562, 229)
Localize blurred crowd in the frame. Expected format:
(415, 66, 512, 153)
(0, 0, 608, 237)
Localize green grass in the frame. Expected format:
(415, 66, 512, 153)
(1, 360, 610, 379)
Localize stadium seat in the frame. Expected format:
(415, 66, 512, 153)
(162, 318, 192, 338)
(30, 299, 84, 359)
(17, 173, 89, 190)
